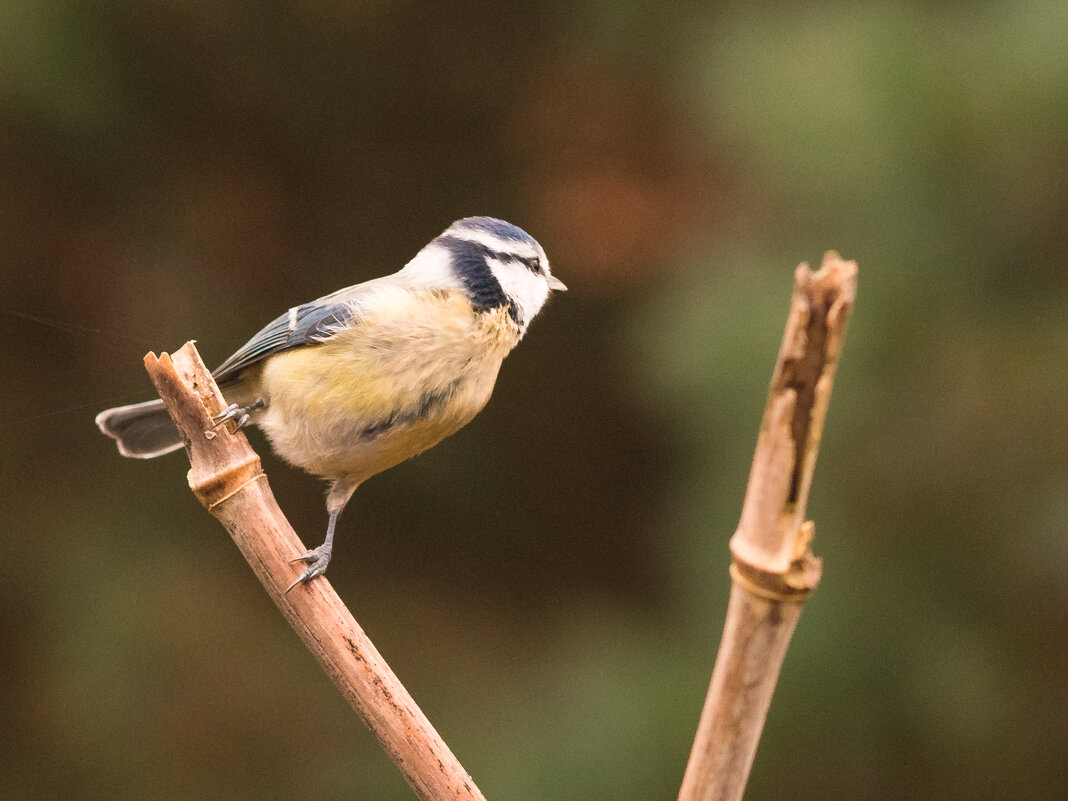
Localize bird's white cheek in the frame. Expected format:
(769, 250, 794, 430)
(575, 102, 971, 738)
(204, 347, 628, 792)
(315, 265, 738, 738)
(489, 263, 551, 327)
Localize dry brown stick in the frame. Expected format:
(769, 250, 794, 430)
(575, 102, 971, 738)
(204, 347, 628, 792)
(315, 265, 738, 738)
(144, 342, 486, 801)
(677, 253, 858, 801)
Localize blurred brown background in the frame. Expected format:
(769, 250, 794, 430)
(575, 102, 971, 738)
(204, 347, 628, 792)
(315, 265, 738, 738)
(2, 2, 1067, 799)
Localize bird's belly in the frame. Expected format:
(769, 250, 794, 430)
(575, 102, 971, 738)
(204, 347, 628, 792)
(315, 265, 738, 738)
(252, 341, 504, 483)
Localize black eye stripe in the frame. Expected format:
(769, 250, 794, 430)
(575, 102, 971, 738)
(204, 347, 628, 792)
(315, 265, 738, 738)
(437, 236, 542, 275)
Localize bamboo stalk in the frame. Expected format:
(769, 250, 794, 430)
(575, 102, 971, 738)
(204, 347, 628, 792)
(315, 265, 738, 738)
(144, 342, 486, 801)
(677, 252, 858, 801)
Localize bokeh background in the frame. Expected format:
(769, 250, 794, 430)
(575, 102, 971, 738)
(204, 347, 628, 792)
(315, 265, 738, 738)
(3, 1, 1067, 799)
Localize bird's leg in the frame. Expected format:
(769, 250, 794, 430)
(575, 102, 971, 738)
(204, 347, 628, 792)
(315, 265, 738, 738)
(285, 509, 339, 593)
(211, 398, 265, 431)
(285, 480, 357, 593)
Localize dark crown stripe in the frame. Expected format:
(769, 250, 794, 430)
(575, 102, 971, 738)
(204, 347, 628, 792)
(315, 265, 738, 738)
(454, 216, 537, 246)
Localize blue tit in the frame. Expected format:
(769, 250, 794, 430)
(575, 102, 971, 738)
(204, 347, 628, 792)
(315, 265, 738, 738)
(96, 217, 566, 591)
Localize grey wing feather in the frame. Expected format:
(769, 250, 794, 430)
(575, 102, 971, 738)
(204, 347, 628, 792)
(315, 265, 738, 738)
(212, 282, 382, 383)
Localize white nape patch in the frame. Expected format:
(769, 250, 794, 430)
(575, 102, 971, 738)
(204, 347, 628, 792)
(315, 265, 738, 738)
(488, 257, 551, 335)
(396, 242, 466, 291)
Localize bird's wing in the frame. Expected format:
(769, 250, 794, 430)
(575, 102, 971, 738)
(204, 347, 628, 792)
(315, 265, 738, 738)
(212, 279, 389, 384)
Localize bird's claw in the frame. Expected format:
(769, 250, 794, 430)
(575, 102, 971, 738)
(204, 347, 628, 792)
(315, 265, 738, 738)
(285, 544, 333, 594)
(212, 403, 249, 430)
(211, 400, 263, 432)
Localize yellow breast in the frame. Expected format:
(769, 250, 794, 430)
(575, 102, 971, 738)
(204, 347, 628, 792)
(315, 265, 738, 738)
(248, 289, 520, 482)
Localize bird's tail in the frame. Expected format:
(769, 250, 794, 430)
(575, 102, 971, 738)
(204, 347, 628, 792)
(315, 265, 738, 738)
(95, 399, 184, 458)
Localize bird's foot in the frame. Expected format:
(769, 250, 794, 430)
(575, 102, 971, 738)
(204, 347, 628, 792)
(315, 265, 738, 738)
(211, 399, 264, 432)
(285, 543, 333, 594)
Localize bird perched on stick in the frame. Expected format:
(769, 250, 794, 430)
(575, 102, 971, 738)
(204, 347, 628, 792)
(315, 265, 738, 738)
(96, 217, 565, 592)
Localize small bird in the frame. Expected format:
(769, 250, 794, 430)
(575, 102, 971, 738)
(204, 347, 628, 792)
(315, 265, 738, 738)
(96, 217, 565, 591)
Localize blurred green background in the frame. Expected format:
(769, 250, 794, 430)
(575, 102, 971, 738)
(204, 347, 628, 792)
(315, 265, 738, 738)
(2, 1, 1067, 799)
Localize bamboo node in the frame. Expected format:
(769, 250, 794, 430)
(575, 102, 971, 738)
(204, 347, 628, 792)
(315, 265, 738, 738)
(729, 547, 820, 603)
(189, 456, 265, 510)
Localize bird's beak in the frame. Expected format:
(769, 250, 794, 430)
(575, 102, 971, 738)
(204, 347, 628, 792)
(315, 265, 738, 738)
(548, 275, 567, 292)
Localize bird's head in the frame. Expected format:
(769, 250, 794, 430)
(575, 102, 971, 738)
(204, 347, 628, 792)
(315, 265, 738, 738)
(402, 216, 566, 335)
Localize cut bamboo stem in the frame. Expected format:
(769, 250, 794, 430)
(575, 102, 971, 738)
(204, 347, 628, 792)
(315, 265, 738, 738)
(143, 342, 486, 801)
(677, 253, 858, 801)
